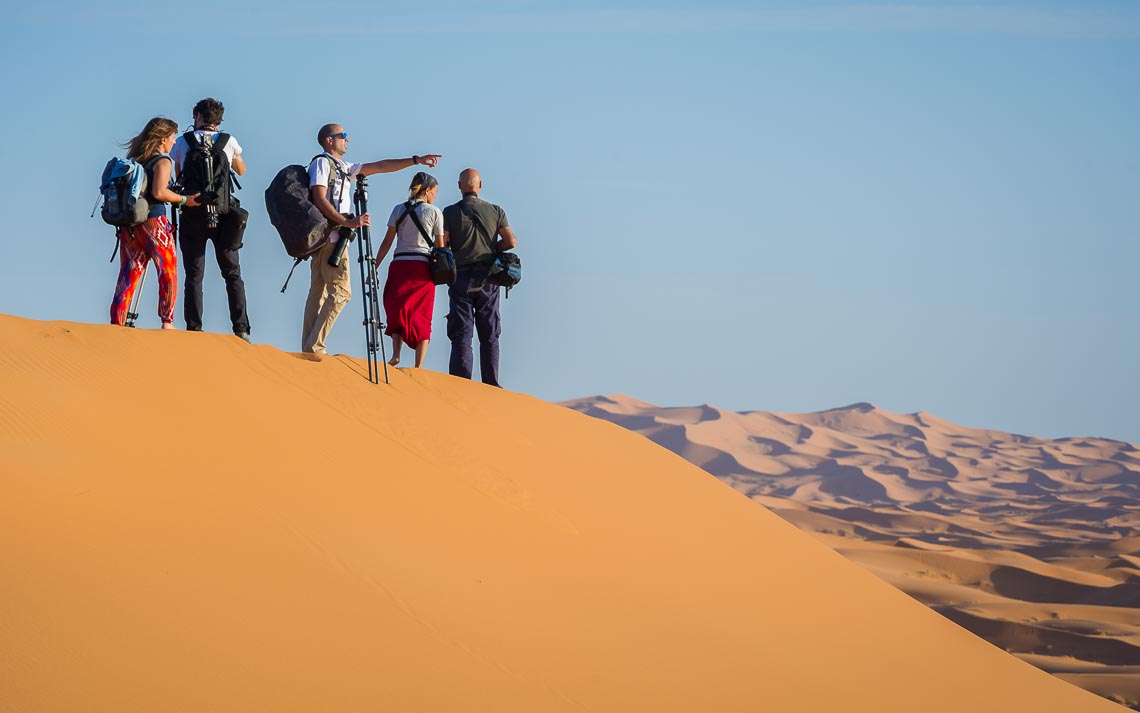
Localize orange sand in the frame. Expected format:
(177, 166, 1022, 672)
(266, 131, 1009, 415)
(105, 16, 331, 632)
(0, 315, 1121, 712)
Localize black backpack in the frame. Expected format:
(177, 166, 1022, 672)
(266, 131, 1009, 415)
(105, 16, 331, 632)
(266, 155, 350, 292)
(179, 131, 236, 214)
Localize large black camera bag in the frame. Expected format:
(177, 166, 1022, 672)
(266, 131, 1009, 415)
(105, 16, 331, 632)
(265, 164, 329, 259)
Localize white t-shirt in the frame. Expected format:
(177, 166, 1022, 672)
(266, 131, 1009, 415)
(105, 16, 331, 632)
(387, 201, 444, 261)
(170, 130, 242, 174)
(308, 154, 363, 215)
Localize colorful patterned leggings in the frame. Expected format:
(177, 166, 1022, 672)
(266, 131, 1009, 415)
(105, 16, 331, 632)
(109, 216, 178, 326)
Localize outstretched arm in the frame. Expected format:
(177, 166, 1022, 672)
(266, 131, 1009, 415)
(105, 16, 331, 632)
(359, 153, 442, 177)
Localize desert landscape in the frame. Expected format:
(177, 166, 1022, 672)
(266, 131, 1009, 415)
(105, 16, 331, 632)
(0, 313, 1127, 711)
(562, 394, 1140, 709)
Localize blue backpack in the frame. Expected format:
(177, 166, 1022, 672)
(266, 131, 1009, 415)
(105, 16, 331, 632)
(97, 156, 158, 227)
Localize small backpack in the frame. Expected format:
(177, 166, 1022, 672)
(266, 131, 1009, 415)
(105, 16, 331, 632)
(179, 132, 235, 214)
(487, 252, 522, 294)
(97, 156, 153, 227)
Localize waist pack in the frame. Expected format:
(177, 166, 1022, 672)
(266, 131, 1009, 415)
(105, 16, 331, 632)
(98, 156, 157, 227)
(487, 251, 522, 295)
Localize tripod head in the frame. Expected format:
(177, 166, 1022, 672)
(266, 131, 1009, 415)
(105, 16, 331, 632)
(354, 175, 369, 207)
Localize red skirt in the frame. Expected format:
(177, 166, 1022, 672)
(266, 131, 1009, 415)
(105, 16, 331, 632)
(383, 260, 435, 349)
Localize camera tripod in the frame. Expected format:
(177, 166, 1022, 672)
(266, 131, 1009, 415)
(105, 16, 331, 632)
(353, 176, 388, 384)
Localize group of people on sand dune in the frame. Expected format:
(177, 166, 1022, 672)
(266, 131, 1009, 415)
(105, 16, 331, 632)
(110, 97, 517, 387)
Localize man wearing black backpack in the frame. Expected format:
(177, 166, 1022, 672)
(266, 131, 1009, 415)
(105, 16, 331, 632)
(441, 168, 517, 387)
(171, 97, 251, 341)
(301, 123, 440, 355)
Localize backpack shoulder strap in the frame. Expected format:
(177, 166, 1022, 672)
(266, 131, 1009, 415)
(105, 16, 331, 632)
(183, 131, 201, 149)
(310, 153, 347, 191)
(404, 200, 434, 248)
(308, 154, 333, 190)
(214, 133, 231, 153)
(312, 153, 342, 172)
(141, 154, 170, 199)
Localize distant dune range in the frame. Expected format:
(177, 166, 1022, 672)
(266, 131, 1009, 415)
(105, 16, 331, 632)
(562, 394, 1140, 710)
(0, 314, 1124, 712)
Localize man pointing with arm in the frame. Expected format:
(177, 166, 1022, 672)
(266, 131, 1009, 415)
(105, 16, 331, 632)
(301, 122, 440, 354)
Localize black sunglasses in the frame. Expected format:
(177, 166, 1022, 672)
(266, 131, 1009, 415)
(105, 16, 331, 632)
(328, 132, 348, 139)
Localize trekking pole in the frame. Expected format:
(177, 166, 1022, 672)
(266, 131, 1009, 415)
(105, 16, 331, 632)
(353, 176, 388, 385)
(171, 199, 180, 245)
(126, 265, 148, 328)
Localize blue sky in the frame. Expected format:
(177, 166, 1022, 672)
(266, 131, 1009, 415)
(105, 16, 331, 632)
(2, 1, 1138, 441)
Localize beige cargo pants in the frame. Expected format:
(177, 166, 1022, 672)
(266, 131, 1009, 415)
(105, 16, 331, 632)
(301, 239, 352, 354)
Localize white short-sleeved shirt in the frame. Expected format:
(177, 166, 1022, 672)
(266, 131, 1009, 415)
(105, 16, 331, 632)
(308, 154, 363, 215)
(170, 131, 243, 174)
(386, 200, 444, 262)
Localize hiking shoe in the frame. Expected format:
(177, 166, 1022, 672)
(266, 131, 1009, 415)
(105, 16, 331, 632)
(236, 332, 251, 343)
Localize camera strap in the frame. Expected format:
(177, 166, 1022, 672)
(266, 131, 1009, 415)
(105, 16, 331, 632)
(462, 204, 493, 249)
(316, 153, 349, 208)
(399, 201, 436, 251)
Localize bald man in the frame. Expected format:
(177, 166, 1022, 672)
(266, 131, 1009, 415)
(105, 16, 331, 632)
(301, 123, 440, 354)
(440, 168, 518, 386)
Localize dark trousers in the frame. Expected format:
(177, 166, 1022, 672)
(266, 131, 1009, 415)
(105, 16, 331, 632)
(446, 268, 501, 387)
(179, 212, 250, 334)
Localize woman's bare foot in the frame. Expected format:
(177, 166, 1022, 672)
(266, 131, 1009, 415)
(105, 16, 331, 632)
(389, 336, 403, 367)
(161, 322, 176, 330)
(414, 339, 429, 368)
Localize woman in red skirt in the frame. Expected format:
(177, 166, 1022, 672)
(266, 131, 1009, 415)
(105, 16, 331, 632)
(110, 117, 201, 328)
(375, 172, 444, 368)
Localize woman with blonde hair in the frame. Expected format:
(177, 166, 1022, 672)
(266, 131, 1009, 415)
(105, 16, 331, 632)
(109, 117, 200, 328)
(374, 172, 444, 368)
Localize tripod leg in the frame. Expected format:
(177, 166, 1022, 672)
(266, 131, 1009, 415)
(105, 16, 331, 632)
(354, 177, 389, 385)
(365, 237, 388, 383)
